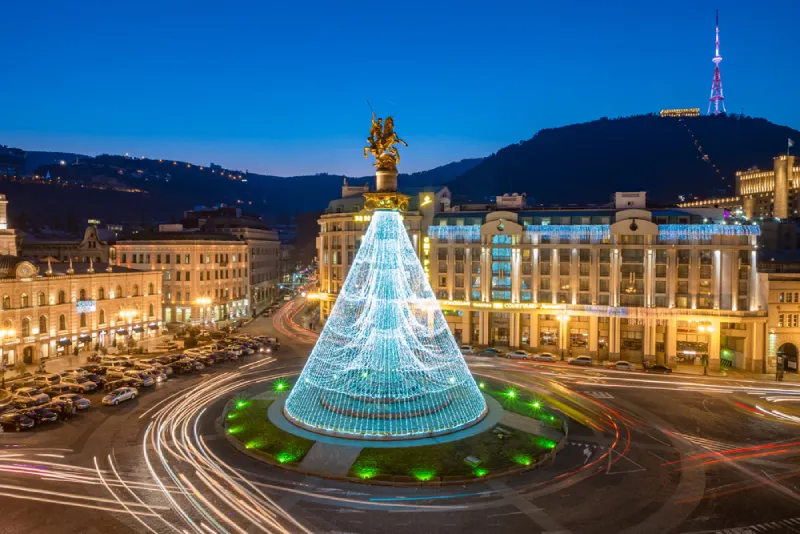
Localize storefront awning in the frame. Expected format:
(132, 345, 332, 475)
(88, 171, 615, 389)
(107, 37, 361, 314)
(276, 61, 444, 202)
(78, 334, 91, 341)
(148, 324, 159, 330)
(133, 326, 145, 333)
(57, 338, 72, 346)
(116, 328, 128, 334)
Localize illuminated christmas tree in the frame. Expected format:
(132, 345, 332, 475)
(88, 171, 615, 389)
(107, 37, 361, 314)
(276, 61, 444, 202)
(284, 209, 487, 439)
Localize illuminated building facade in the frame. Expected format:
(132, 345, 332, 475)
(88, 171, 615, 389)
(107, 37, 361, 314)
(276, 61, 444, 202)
(660, 108, 701, 118)
(115, 228, 250, 325)
(318, 191, 771, 372)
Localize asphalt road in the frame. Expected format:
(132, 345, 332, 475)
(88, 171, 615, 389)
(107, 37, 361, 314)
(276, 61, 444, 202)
(1, 304, 799, 534)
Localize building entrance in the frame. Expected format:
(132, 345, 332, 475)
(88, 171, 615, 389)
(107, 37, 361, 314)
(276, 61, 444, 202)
(778, 343, 798, 373)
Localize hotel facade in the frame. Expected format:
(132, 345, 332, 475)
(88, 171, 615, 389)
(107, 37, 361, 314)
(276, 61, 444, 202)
(318, 191, 777, 373)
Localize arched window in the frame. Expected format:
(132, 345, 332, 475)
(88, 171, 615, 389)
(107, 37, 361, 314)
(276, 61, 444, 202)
(98, 287, 105, 300)
(99, 309, 105, 324)
(58, 291, 66, 304)
(37, 292, 45, 306)
(21, 318, 30, 337)
(3, 319, 12, 330)
(59, 314, 66, 331)
(21, 294, 28, 307)
(148, 283, 154, 296)
(149, 303, 155, 317)
(116, 285, 122, 298)
(132, 285, 139, 297)
(80, 313, 87, 328)
(2, 295, 10, 309)
(39, 316, 47, 333)
(79, 289, 86, 301)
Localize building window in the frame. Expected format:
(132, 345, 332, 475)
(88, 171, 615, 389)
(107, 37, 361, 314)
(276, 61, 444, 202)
(99, 310, 105, 324)
(176, 271, 181, 281)
(22, 318, 30, 337)
(80, 313, 87, 328)
(166, 254, 171, 264)
(132, 285, 139, 297)
(177, 291, 182, 301)
(121, 253, 127, 263)
(39, 316, 47, 333)
(116, 285, 123, 298)
(58, 291, 66, 304)
(99, 287, 105, 300)
(21, 293, 29, 308)
(148, 283, 154, 295)
(185, 292, 190, 302)
(185, 254, 191, 264)
(149, 303, 155, 317)
(779, 314, 785, 328)
(79, 289, 86, 301)
(2, 295, 9, 309)
(156, 254, 161, 263)
(185, 272, 191, 281)
(165, 271, 171, 281)
(59, 314, 66, 331)
(176, 254, 181, 265)
(37, 292, 45, 306)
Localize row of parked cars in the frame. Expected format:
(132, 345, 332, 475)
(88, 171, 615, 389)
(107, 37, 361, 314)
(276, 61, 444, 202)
(458, 345, 674, 373)
(0, 334, 280, 432)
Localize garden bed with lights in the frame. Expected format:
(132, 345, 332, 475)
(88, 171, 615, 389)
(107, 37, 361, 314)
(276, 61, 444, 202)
(222, 376, 568, 486)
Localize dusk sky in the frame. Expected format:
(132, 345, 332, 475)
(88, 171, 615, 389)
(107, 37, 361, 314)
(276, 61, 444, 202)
(1, 1, 797, 177)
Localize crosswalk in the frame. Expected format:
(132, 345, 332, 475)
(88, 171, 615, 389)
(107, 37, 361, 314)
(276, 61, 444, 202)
(584, 390, 614, 399)
(671, 432, 735, 453)
(707, 516, 800, 533)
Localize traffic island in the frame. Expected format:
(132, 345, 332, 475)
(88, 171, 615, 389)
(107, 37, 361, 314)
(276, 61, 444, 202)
(222, 375, 568, 486)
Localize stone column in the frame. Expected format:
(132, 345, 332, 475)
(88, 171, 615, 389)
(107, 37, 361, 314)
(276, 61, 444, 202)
(532, 248, 539, 304)
(571, 248, 578, 305)
(552, 250, 559, 304)
(479, 311, 490, 345)
(512, 248, 521, 303)
(447, 245, 455, 300)
(645, 249, 654, 307)
(609, 317, 620, 361)
(689, 249, 699, 309)
(530, 312, 539, 352)
(481, 247, 490, 302)
(666, 318, 678, 366)
(708, 320, 721, 371)
(590, 249, 599, 304)
(589, 315, 599, 357)
(713, 250, 722, 309)
(465, 248, 472, 302)
(668, 249, 677, 308)
(510, 313, 520, 348)
(461, 311, 472, 345)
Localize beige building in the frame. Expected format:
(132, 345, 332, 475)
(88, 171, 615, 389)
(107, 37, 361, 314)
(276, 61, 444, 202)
(21, 225, 118, 264)
(0, 194, 21, 256)
(115, 228, 250, 325)
(318, 191, 774, 373)
(678, 154, 798, 220)
(762, 272, 800, 374)
(0, 258, 163, 366)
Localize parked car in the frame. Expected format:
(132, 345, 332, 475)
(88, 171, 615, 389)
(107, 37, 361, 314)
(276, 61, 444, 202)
(139, 368, 167, 384)
(13, 387, 50, 406)
(60, 376, 98, 394)
(645, 364, 673, 375)
(104, 378, 144, 392)
(102, 387, 138, 406)
(0, 411, 36, 432)
(61, 368, 88, 377)
(613, 361, 636, 371)
(32, 373, 62, 388)
(84, 373, 107, 388)
(53, 394, 91, 410)
(506, 350, 532, 360)
(459, 345, 475, 355)
(171, 360, 195, 374)
(9, 380, 38, 393)
(42, 384, 76, 398)
(19, 406, 59, 425)
(532, 352, 557, 362)
(81, 364, 107, 375)
(567, 356, 593, 367)
(477, 348, 504, 358)
(108, 370, 154, 387)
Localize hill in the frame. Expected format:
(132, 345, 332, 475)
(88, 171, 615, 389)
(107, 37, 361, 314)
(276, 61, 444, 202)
(447, 114, 800, 205)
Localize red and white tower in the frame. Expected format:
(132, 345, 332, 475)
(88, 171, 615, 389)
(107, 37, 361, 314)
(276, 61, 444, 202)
(708, 9, 726, 115)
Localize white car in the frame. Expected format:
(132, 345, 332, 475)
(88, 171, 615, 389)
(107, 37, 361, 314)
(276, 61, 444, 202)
(459, 346, 475, 355)
(102, 387, 138, 406)
(60, 375, 98, 393)
(532, 352, 557, 362)
(506, 350, 532, 360)
(613, 361, 636, 371)
(567, 356, 593, 367)
(13, 387, 50, 406)
(61, 368, 88, 377)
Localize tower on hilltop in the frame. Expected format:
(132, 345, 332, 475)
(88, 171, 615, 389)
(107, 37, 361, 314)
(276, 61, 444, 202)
(708, 9, 726, 115)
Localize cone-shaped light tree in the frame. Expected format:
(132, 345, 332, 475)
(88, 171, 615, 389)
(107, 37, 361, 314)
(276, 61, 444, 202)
(284, 209, 487, 439)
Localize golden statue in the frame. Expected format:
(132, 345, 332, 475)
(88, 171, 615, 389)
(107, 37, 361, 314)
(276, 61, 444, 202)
(364, 112, 408, 172)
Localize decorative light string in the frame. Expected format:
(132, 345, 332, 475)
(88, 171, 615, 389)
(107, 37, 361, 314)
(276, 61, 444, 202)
(285, 210, 486, 439)
(658, 224, 760, 241)
(525, 225, 610, 241)
(428, 225, 481, 242)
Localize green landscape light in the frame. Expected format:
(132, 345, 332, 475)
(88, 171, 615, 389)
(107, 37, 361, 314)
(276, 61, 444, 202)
(410, 468, 436, 482)
(275, 451, 297, 464)
(227, 413, 237, 420)
(506, 389, 516, 399)
(356, 466, 379, 479)
(227, 426, 243, 435)
(236, 400, 247, 409)
(513, 454, 532, 466)
(479, 382, 486, 389)
(531, 401, 541, 409)
(473, 467, 488, 477)
(245, 441, 259, 449)
(274, 380, 288, 392)
(538, 438, 557, 449)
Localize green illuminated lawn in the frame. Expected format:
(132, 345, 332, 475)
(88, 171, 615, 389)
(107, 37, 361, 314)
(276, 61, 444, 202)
(478, 379, 564, 430)
(348, 425, 552, 481)
(226, 399, 314, 465)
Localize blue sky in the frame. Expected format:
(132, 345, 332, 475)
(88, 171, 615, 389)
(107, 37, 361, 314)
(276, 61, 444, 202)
(1, 0, 797, 176)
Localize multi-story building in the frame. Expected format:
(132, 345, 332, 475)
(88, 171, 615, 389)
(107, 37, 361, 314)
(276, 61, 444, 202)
(678, 154, 797, 220)
(21, 225, 118, 263)
(318, 190, 773, 373)
(0, 257, 162, 366)
(317, 182, 452, 321)
(181, 206, 281, 309)
(115, 226, 250, 325)
(0, 194, 21, 256)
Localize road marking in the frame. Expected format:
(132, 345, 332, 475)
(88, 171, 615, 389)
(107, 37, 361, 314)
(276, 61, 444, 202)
(584, 391, 614, 399)
(605, 448, 647, 475)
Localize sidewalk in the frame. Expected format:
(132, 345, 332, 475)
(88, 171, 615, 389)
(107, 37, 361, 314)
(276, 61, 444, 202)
(670, 363, 800, 384)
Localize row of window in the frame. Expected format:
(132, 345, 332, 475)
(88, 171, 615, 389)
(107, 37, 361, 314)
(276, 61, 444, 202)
(121, 252, 246, 265)
(778, 292, 800, 303)
(9, 303, 157, 337)
(778, 314, 799, 328)
(1, 284, 156, 309)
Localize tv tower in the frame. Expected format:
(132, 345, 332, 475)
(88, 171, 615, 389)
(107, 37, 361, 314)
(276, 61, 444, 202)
(708, 9, 726, 115)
